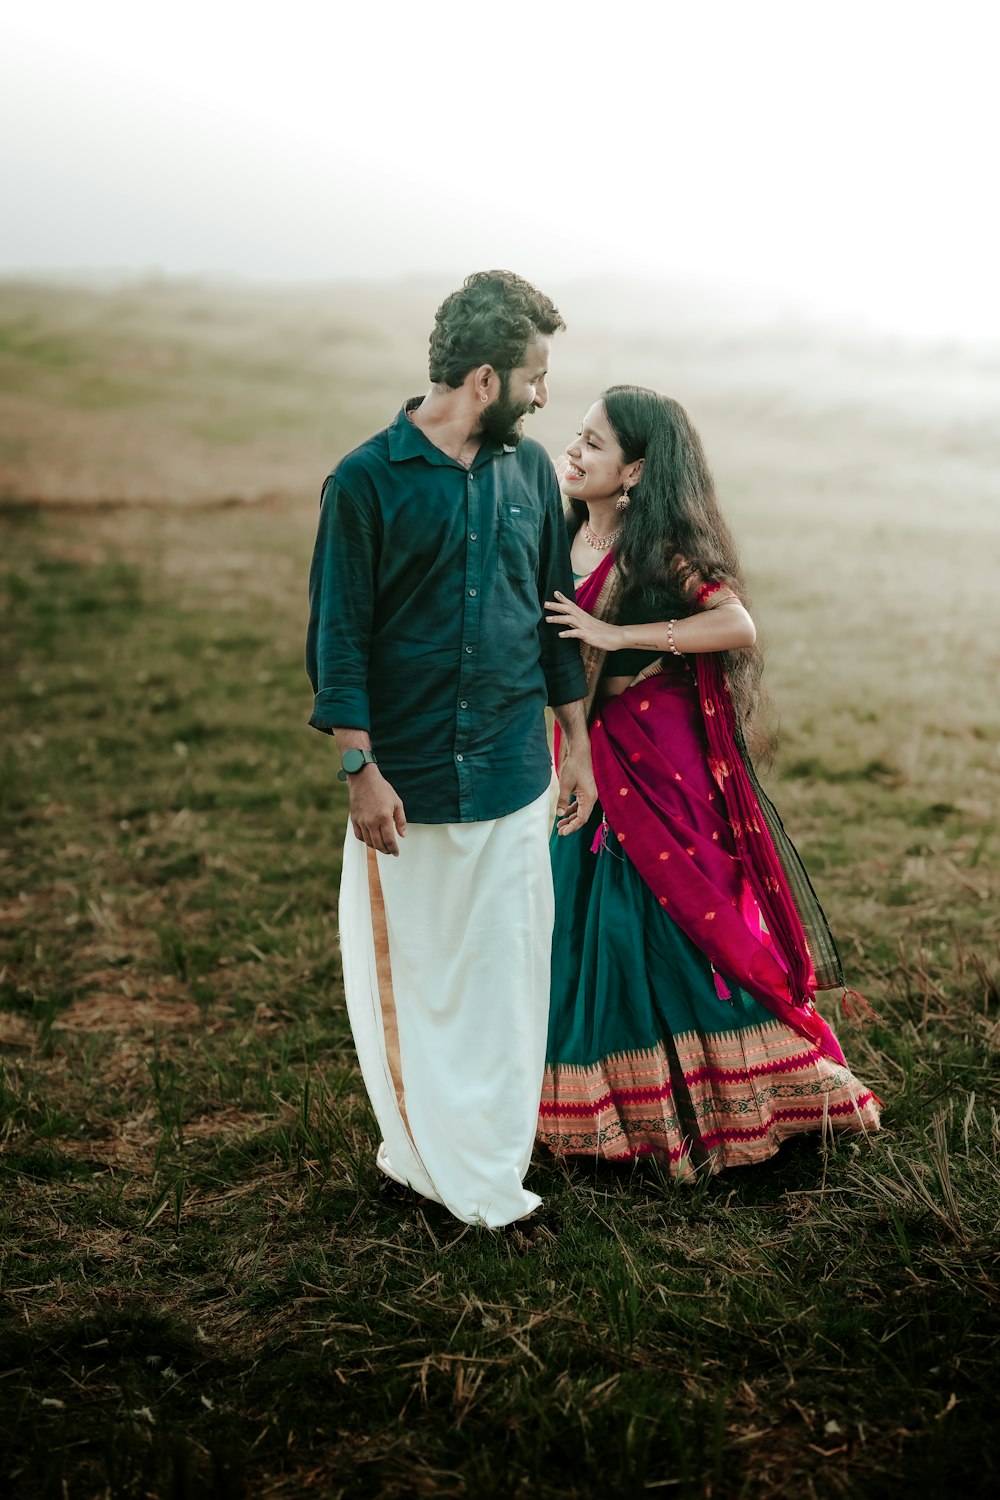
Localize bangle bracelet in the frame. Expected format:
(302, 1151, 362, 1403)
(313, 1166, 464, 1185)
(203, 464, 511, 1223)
(666, 620, 684, 657)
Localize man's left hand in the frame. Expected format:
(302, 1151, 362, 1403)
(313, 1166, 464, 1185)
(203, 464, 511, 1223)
(555, 746, 597, 835)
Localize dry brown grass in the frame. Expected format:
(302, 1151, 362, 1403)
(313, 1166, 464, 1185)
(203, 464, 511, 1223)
(1, 278, 999, 1497)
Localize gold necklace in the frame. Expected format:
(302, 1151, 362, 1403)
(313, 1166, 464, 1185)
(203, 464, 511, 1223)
(582, 520, 621, 551)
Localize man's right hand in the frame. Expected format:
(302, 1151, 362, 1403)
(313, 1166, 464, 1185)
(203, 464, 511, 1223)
(348, 767, 407, 856)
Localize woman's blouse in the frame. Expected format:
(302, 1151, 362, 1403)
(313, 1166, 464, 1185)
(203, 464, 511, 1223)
(602, 592, 664, 679)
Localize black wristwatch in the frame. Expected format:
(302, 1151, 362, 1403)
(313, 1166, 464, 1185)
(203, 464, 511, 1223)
(337, 748, 378, 782)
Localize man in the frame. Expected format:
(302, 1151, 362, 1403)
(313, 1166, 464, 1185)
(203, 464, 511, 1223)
(306, 270, 595, 1228)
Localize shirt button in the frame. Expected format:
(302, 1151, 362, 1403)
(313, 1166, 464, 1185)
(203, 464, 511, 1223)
(469, 588, 477, 597)
(469, 532, 478, 541)
(465, 645, 473, 654)
(460, 699, 468, 709)
(456, 753, 464, 762)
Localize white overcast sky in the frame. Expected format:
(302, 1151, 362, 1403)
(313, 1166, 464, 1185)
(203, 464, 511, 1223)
(1, 0, 998, 337)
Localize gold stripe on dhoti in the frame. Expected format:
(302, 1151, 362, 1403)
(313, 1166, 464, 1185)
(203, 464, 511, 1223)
(366, 846, 409, 1123)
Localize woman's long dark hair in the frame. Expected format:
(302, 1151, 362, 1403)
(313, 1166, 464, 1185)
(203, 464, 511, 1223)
(568, 384, 769, 751)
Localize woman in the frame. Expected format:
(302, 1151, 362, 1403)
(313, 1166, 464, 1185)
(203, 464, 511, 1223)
(538, 385, 880, 1173)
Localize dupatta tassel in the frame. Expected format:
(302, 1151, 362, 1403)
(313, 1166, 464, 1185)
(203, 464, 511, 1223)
(711, 965, 732, 1002)
(591, 816, 611, 855)
(841, 987, 882, 1024)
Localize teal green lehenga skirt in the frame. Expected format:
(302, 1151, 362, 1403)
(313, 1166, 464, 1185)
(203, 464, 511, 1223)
(537, 807, 880, 1174)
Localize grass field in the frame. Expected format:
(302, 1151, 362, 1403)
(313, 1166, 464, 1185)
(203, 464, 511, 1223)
(1, 278, 999, 1498)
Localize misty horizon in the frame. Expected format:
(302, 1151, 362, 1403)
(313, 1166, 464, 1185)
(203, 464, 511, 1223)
(3, 2, 998, 343)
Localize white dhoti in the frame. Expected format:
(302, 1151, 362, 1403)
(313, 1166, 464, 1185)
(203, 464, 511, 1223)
(338, 788, 554, 1227)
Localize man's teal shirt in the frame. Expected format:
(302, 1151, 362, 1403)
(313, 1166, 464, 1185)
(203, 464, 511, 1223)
(306, 402, 587, 824)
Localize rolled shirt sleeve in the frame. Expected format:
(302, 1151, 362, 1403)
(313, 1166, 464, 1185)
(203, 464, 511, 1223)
(306, 470, 379, 733)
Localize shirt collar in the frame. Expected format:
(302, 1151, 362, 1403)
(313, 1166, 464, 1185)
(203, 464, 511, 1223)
(387, 398, 511, 468)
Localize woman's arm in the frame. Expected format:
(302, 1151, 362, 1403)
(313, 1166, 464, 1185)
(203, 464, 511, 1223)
(621, 598, 756, 654)
(545, 590, 756, 655)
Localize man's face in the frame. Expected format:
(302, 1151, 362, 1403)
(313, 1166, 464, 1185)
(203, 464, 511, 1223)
(479, 335, 552, 447)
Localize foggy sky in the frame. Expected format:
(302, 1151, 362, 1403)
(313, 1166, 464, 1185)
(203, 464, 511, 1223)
(2, 0, 998, 339)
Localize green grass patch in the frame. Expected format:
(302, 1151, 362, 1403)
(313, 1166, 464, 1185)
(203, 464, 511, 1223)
(2, 405, 999, 1495)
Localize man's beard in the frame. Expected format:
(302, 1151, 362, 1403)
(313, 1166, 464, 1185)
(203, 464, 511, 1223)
(479, 373, 534, 448)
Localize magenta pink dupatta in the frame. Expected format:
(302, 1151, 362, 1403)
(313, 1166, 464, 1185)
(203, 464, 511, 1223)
(567, 552, 848, 1067)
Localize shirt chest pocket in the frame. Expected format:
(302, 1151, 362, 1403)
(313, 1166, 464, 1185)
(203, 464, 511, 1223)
(497, 503, 539, 582)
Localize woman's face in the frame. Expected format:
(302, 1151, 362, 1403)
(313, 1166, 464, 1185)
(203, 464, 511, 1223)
(562, 401, 632, 503)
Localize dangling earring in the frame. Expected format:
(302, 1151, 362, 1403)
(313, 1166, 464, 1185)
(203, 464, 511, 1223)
(616, 484, 631, 513)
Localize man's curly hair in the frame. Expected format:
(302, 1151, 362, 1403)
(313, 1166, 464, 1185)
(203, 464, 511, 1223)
(428, 270, 565, 388)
